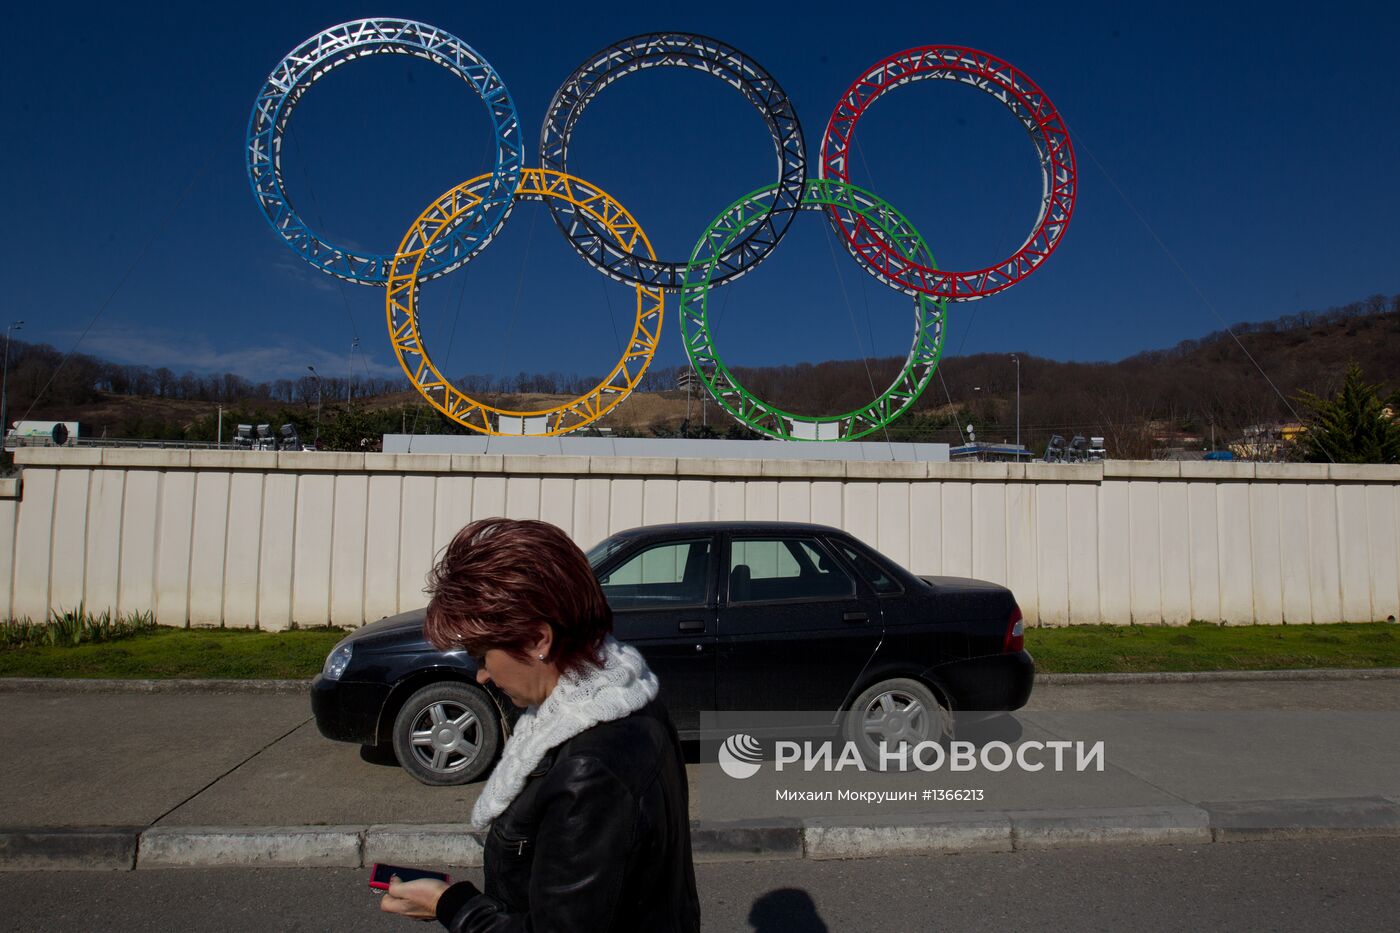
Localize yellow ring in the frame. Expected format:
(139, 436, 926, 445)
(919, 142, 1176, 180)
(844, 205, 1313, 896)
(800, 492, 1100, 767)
(386, 169, 665, 435)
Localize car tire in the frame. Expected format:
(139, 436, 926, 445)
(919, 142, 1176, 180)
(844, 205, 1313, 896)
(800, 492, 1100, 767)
(843, 677, 952, 771)
(392, 682, 501, 786)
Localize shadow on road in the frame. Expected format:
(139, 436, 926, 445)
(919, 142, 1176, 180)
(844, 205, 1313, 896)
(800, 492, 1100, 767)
(358, 743, 400, 768)
(748, 888, 829, 932)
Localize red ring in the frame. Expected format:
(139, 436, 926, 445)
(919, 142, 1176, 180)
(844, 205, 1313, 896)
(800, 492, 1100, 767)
(821, 46, 1077, 300)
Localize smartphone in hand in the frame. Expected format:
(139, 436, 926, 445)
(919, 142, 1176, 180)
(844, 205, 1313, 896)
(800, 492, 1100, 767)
(369, 862, 451, 891)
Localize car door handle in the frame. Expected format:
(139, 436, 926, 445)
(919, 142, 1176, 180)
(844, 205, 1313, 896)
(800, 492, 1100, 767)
(678, 619, 706, 633)
(843, 611, 870, 623)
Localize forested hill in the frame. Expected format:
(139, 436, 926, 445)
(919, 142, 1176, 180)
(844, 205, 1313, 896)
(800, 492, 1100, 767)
(9, 293, 1398, 453)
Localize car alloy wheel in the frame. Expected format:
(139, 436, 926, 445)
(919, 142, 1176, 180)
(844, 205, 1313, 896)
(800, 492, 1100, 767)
(844, 677, 952, 771)
(392, 682, 501, 786)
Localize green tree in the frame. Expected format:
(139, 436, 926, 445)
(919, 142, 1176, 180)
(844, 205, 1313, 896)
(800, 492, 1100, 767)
(1295, 364, 1400, 463)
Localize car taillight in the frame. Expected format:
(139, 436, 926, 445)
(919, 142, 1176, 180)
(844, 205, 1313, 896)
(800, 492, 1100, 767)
(1003, 606, 1024, 653)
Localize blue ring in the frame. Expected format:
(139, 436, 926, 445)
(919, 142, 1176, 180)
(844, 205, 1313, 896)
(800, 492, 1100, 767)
(245, 19, 522, 286)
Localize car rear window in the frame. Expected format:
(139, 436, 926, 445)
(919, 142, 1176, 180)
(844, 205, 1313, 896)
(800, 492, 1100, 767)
(833, 541, 902, 594)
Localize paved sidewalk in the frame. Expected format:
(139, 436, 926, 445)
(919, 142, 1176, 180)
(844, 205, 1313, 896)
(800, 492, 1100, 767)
(2, 674, 1399, 870)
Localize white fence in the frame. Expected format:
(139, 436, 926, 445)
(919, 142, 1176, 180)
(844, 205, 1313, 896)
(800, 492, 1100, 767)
(3, 448, 1398, 628)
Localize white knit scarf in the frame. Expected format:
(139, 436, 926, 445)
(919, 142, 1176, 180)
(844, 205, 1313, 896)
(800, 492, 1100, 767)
(470, 635, 658, 830)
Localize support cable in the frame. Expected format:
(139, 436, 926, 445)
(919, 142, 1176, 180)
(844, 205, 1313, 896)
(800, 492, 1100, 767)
(1063, 120, 1328, 462)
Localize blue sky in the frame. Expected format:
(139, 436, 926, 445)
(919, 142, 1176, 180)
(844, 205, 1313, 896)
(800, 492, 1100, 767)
(3, 0, 1397, 389)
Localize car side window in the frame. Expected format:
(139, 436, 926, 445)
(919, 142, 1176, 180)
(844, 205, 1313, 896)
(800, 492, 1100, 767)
(729, 537, 856, 603)
(834, 541, 901, 594)
(599, 539, 710, 610)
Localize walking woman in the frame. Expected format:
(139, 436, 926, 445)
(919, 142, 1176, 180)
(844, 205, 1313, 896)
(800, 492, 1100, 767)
(380, 517, 700, 932)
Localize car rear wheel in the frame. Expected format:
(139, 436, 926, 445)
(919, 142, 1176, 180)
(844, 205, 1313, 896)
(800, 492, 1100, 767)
(392, 682, 501, 786)
(844, 678, 952, 771)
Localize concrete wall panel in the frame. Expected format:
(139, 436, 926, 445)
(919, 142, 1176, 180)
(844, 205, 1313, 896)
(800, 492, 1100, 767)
(1065, 483, 1099, 623)
(330, 473, 370, 627)
(1127, 482, 1162, 624)
(941, 483, 973, 579)
(609, 478, 645, 533)
(810, 481, 842, 529)
(676, 480, 712, 524)
(642, 479, 679, 527)
(12, 469, 57, 619)
(572, 478, 611, 551)
(222, 472, 265, 628)
(1277, 483, 1313, 623)
(1034, 483, 1068, 626)
(971, 484, 1007, 585)
(1306, 485, 1344, 623)
(743, 481, 779, 522)
(876, 482, 912, 571)
(504, 476, 542, 521)
(1185, 483, 1221, 624)
(908, 482, 941, 576)
(1216, 483, 1255, 625)
(1157, 482, 1191, 624)
(0, 499, 15, 620)
(539, 477, 575, 536)
(1097, 481, 1131, 624)
(844, 483, 879, 550)
(397, 475, 437, 614)
(292, 473, 335, 626)
(1247, 484, 1284, 624)
(1005, 483, 1038, 623)
(257, 473, 298, 630)
(1336, 485, 1373, 621)
(432, 477, 475, 558)
(154, 471, 196, 626)
(83, 470, 125, 614)
(117, 471, 160, 618)
(187, 472, 231, 625)
(776, 481, 810, 524)
(50, 469, 92, 611)
(363, 474, 403, 621)
(1365, 485, 1399, 623)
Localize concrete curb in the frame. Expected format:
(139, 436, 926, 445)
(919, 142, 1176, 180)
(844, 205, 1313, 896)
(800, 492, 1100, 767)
(10, 798, 1400, 870)
(0, 827, 140, 871)
(4, 668, 1398, 694)
(138, 826, 364, 869)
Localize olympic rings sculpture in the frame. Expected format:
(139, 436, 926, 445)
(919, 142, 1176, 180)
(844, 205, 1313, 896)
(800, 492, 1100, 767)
(247, 21, 1076, 439)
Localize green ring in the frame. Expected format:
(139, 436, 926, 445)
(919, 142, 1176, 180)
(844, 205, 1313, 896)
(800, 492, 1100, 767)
(680, 179, 947, 441)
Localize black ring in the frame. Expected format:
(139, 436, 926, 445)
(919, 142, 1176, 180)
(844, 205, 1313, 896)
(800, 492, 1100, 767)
(539, 32, 806, 290)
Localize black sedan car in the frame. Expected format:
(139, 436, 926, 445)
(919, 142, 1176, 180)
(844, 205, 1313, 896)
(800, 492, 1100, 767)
(311, 521, 1034, 785)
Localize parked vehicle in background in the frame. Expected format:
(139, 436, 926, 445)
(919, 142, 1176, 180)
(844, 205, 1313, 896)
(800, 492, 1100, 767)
(311, 522, 1034, 785)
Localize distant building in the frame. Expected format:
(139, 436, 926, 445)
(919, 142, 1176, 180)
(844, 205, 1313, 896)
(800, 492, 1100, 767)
(950, 441, 1035, 463)
(1231, 421, 1306, 461)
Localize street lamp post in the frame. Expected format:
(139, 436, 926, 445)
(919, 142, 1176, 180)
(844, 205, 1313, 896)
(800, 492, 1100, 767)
(1010, 354, 1021, 459)
(1, 320, 24, 447)
(307, 365, 322, 448)
(347, 338, 358, 402)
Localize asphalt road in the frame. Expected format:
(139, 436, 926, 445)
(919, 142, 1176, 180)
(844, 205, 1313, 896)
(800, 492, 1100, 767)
(3, 836, 1395, 932)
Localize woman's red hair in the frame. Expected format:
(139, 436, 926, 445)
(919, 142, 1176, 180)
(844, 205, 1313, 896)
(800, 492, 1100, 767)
(423, 518, 611, 677)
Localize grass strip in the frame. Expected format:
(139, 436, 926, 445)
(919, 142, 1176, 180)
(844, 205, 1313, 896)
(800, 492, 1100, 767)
(0, 627, 345, 679)
(0, 621, 1396, 680)
(1028, 621, 1400, 673)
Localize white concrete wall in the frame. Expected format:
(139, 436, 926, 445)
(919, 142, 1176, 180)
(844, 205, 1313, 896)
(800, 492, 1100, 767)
(6, 449, 1399, 629)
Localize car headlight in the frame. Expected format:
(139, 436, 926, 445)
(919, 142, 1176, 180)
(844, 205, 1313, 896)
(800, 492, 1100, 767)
(322, 643, 354, 681)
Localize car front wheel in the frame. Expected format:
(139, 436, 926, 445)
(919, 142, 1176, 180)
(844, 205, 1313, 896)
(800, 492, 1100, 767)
(392, 682, 501, 786)
(843, 677, 952, 771)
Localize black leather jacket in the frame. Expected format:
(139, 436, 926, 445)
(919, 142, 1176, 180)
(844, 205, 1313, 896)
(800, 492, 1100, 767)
(435, 698, 700, 932)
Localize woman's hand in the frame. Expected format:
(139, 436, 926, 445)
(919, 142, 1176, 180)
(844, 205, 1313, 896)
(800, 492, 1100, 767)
(380, 877, 449, 921)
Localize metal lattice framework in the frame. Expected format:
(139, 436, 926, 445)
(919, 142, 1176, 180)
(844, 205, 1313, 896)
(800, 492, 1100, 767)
(387, 169, 664, 435)
(246, 19, 523, 285)
(820, 46, 1076, 301)
(680, 179, 946, 441)
(248, 25, 1076, 440)
(540, 33, 806, 290)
